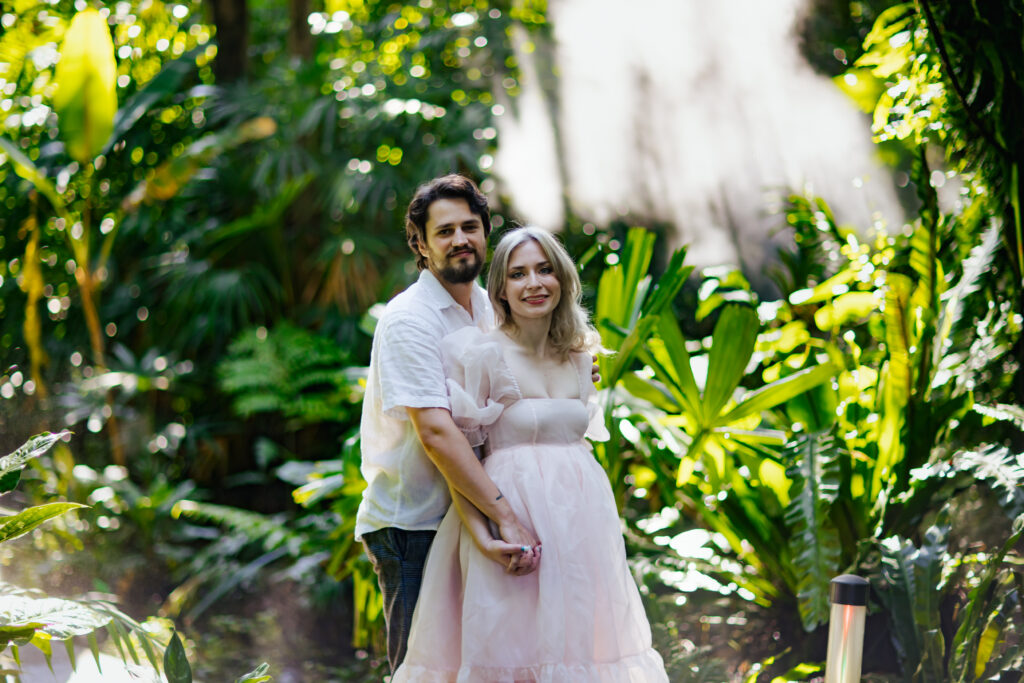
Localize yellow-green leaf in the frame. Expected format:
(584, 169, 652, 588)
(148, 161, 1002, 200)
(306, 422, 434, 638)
(976, 623, 1000, 678)
(53, 9, 117, 163)
(813, 291, 879, 329)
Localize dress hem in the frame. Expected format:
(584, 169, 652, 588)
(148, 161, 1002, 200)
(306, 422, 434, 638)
(392, 647, 668, 682)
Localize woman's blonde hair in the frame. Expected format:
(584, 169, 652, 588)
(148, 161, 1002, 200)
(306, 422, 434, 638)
(487, 226, 600, 359)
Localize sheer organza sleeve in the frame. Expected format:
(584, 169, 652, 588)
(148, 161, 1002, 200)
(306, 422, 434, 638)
(573, 352, 610, 442)
(441, 327, 518, 447)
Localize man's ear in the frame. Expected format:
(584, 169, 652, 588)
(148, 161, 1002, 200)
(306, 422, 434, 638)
(416, 232, 430, 258)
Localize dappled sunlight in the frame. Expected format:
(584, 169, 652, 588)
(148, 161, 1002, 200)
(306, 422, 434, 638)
(1, 0, 1022, 680)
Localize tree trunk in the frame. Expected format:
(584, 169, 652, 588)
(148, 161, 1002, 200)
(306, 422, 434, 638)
(209, 0, 249, 82)
(288, 0, 313, 61)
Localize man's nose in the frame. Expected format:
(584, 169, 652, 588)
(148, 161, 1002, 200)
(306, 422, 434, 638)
(452, 228, 468, 245)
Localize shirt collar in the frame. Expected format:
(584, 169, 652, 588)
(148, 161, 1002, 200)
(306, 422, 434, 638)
(418, 269, 490, 323)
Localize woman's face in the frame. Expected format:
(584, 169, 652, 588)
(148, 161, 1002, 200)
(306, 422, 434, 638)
(501, 239, 561, 323)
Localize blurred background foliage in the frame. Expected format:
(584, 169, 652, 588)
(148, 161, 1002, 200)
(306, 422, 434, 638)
(1, 0, 1022, 681)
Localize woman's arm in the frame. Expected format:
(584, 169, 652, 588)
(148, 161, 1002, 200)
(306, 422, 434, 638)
(450, 487, 539, 574)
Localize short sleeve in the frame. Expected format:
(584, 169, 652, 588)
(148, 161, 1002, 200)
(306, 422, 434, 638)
(441, 328, 518, 446)
(377, 313, 450, 418)
(573, 352, 610, 442)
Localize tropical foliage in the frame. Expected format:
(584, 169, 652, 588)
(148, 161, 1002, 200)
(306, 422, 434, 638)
(0, 433, 271, 681)
(1, 0, 1021, 680)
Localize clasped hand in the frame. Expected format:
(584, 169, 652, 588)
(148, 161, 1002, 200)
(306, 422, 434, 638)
(483, 518, 541, 575)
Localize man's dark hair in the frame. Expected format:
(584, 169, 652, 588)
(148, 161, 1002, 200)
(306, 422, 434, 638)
(405, 174, 491, 270)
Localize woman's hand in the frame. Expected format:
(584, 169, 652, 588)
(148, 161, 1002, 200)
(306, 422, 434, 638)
(479, 537, 542, 576)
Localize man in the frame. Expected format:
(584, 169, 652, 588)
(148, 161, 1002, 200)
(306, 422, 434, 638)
(355, 174, 540, 672)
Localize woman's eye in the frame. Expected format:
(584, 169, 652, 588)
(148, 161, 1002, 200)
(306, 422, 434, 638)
(509, 271, 524, 278)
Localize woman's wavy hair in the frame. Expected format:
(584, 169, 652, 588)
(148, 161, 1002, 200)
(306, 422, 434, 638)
(487, 226, 601, 359)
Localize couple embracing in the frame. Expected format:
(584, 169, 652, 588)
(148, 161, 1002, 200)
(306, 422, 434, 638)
(355, 175, 668, 682)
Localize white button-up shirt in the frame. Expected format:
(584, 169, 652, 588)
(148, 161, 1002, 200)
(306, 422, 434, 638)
(355, 269, 492, 539)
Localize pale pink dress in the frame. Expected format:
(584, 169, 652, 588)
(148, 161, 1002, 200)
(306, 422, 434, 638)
(392, 327, 668, 683)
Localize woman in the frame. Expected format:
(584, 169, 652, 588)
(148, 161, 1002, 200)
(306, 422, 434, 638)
(393, 227, 668, 682)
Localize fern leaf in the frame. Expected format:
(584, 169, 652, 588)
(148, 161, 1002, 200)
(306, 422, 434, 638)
(877, 514, 950, 677)
(933, 220, 1001, 376)
(958, 446, 1024, 515)
(783, 431, 843, 631)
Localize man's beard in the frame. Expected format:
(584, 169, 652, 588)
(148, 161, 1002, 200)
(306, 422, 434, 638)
(438, 250, 483, 284)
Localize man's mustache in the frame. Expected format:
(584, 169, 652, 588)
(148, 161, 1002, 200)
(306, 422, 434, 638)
(448, 248, 477, 257)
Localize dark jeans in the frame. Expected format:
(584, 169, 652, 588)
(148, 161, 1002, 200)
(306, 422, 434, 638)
(361, 527, 436, 673)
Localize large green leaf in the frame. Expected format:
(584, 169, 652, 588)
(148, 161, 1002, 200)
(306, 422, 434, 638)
(0, 595, 111, 640)
(874, 274, 913, 497)
(0, 503, 88, 544)
(783, 431, 843, 631)
(602, 247, 691, 388)
(649, 314, 702, 415)
(720, 362, 837, 426)
(164, 632, 192, 683)
(53, 9, 117, 163)
(702, 304, 758, 422)
(595, 227, 655, 345)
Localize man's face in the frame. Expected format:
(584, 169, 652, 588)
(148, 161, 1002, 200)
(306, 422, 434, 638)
(420, 198, 487, 284)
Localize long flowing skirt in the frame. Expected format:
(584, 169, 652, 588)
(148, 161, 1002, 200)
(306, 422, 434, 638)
(392, 442, 668, 682)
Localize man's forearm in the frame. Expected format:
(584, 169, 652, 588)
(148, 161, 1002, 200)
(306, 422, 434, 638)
(416, 415, 515, 525)
(450, 487, 495, 550)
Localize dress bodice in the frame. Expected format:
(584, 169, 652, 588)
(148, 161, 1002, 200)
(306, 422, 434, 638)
(488, 398, 590, 451)
(440, 328, 609, 449)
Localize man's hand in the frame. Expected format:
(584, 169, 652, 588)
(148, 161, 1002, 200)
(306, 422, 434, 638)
(591, 355, 601, 384)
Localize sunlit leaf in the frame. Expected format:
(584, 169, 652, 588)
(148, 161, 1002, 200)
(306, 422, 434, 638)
(702, 304, 758, 423)
(721, 363, 837, 426)
(234, 662, 272, 683)
(813, 291, 878, 329)
(0, 503, 88, 544)
(53, 9, 118, 162)
(0, 595, 111, 639)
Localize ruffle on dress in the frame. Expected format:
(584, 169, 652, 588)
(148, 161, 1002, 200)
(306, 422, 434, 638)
(442, 327, 521, 447)
(396, 647, 669, 682)
(443, 327, 611, 446)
